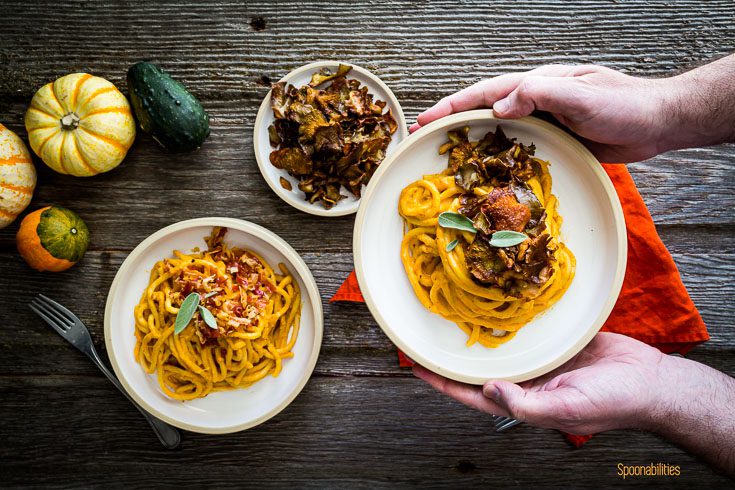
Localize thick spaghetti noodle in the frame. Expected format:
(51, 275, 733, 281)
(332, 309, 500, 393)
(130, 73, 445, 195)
(133, 227, 301, 400)
(399, 126, 575, 348)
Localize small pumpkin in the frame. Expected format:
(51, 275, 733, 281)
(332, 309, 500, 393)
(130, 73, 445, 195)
(24, 73, 136, 177)
(0, 124, 37, 228)
(17, 206, 89, 272)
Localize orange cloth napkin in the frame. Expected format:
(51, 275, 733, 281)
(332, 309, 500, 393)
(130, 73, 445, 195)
(331, 164, 709, 447)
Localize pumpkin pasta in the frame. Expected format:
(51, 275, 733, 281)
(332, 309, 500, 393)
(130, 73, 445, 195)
(133, 227, 301, 400)
(399, 126, 575, 348)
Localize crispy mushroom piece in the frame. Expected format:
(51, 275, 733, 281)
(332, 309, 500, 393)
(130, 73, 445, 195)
(270, 81, 290, 119)
(309, 64, 353, 87)
(279, 176, 293, 191)
(270, 147, 312, 176)
(439, 126, 470, 155)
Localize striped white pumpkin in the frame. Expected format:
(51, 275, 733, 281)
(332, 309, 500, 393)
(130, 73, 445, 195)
(0, 124, 36, 228)
(24, 73, 136, 177)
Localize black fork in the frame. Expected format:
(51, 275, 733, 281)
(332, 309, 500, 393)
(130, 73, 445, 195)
(29, 294, 181, 449)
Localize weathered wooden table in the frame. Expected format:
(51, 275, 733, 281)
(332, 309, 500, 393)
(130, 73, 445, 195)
(1, 1, 733, 486)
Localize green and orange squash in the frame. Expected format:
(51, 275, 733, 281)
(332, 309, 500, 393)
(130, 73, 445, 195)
(17, 206, 89, 272)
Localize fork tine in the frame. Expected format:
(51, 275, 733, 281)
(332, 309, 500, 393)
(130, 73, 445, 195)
(29, 304, 69, 336)
(494, 416, 509, 425)
(496, 419, 522, 432)
(31, 299, 73, 329)
(37, 294, 79, 324)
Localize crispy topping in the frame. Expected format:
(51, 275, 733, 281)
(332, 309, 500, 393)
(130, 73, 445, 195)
(268, 65, 397, 208)
(174, 227, 275, 342)
(440, 127, 557, 295)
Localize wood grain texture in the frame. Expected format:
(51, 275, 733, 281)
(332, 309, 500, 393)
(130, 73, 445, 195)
(1, 376, 733, 488)
(0, 0, 733, 487)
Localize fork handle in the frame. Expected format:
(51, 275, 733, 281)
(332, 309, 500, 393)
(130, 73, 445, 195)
(87, 350, 181, 449)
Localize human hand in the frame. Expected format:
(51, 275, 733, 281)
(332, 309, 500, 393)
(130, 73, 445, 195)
(409, 64, 669, 163)
(412, 332, 676, 435)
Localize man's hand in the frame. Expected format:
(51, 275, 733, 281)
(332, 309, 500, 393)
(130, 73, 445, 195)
(413, 332, 735, 473)
(413, 332, 668, 434)
(410, 56, 735, 163)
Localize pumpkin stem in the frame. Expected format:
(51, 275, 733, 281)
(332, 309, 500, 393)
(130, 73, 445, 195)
(60, 112, 80, 130)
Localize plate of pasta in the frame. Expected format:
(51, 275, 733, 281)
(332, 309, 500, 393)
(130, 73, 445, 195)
(104, 218, 323, 433)
(354, 110, 626, 384)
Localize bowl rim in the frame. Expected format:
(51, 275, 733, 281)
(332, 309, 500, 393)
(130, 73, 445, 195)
(353, 110, 627, 384)
(104, 217, 324, 434)
(253, 60, 408, 217)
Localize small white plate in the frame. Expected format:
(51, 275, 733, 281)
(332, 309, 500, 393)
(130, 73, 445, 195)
(104, 218, 323, 434)
(354, 111, 627, 384)
(253, 61, 408, 217)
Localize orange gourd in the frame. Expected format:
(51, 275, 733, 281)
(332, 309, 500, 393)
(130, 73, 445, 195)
(17, 206, 90, 272)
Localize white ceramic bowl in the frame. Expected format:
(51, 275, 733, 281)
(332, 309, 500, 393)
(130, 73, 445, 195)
(354, 111, 627, 384)
(253, 61, 408, 217)
(104, 218, 323, 434)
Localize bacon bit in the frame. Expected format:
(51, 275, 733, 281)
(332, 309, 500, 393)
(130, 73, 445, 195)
(255, 297, 268, 310)
(241, 253, 262, 269)
(227, 261, 239, 274)
(200, 324, 222, 342)
(245, 304, 259, 319)
(232, 304, 244, 317)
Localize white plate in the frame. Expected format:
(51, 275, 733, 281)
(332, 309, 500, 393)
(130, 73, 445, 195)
(253, 61, 408, 217)
(104, 218, 323, 434)
(354, 111, 627, 384)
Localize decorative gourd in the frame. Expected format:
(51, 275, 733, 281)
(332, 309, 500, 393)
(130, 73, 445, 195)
(24, 73, 136, 177)
(17, 206, 90, 272)
(0, 124, 36, 228)
(127, 62, 210, 153)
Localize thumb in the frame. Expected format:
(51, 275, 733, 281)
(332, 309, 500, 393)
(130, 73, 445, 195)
(492, 76, 587, 119)
(483, 380, 544, 423)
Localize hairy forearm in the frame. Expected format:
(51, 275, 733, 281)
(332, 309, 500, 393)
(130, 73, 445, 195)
(647, 355, 735, 474)
(654, 54, 735, 154)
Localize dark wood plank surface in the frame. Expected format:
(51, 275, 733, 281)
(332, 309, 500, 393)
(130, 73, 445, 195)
(1, 0, 733, 487)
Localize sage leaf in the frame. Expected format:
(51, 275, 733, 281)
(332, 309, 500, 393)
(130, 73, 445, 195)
(489, 230, 528, 248)
(203, 291, 218, 299)
(438, 212, 477, 233)
(174, 292, 200, 335)
(445, 239, 459, 252)
(198, 305, 219, 330)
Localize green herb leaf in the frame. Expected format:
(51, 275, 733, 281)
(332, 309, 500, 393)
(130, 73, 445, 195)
(445, 239, 459, 252)
(203, 291, 218, 299)
(174, 293, 200, 335)
(489, 230, 528, 248)
(198, 305, 219, 330)
(438, 212, 477, 233)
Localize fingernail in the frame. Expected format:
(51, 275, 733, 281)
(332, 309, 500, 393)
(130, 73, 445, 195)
(484, 384, 500, 401)
(493, 98, 509, 114)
